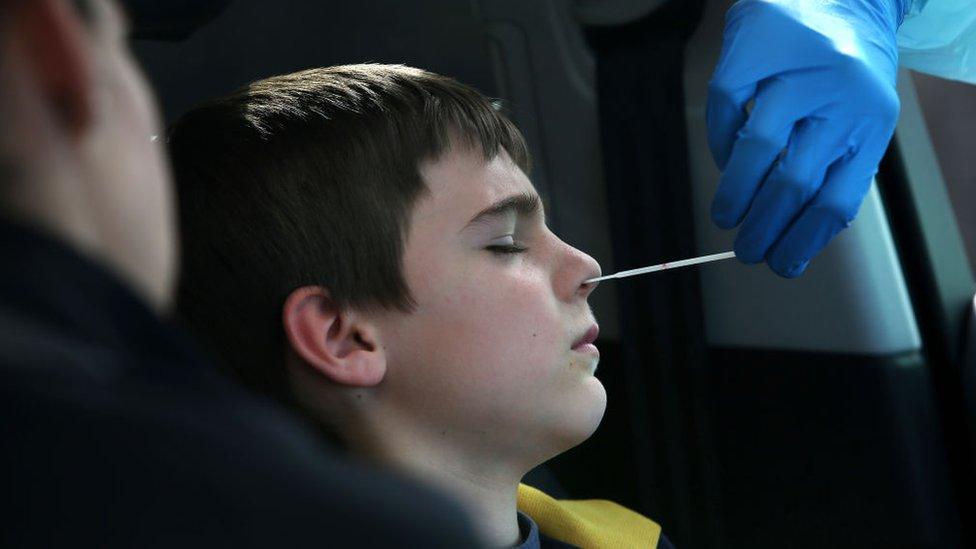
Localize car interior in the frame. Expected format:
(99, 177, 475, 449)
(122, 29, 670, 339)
(131, 1, 976, 546)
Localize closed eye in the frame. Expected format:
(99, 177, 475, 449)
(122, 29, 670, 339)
(486, 243, 528, 255)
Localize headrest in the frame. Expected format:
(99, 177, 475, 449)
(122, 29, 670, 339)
(120, 0, 231, 41)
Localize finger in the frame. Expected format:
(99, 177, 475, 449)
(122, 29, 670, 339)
(705, 2, 774, 170)
(710, 79, 799, 230)
(706, 77, 755, 170)
(766, 153, 876, 278)
(733, 118, 847, 264)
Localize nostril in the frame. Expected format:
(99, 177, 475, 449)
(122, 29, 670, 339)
(579, 278, 599, 297)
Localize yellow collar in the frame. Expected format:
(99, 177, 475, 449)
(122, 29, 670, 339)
(517, 483, 662, 548)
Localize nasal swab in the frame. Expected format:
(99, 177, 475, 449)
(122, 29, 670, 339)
(585, 251, 736, 284)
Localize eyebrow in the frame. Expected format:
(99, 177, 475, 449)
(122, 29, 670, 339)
(464, 192, 544, 229)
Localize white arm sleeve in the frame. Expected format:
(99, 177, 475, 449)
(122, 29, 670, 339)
(898, 0, 976, 83)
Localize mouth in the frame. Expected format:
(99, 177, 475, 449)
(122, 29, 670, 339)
(572, 324, 600, 355)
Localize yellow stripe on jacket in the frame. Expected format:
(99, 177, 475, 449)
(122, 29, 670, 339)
(517, 483, 662, 548)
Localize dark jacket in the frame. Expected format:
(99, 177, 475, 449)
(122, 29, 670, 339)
(0, 220, 479, 548)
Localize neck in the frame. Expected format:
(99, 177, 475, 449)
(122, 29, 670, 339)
(350, 423, 530, 548)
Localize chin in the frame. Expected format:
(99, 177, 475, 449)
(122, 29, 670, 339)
(551, 378, 608, 455)
(579, 378, 608, 438)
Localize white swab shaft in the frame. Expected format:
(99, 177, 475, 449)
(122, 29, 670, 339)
(585, 251, 736, 284)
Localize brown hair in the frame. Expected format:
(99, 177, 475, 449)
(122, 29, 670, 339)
(170, 64, 529, 403)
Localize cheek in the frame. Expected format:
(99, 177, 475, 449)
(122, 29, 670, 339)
(407, 248, 545, 350)
(396, 263, 563, 410)
(447, 271, 557, 370)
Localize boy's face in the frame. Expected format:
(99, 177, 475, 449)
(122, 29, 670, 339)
(372, 145, 604, 463)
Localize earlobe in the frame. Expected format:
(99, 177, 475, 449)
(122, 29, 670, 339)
(17, 0, 94, 134)
(282, 286, 386, 387)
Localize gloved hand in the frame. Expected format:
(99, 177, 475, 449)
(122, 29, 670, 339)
(707, 0, 907, 277)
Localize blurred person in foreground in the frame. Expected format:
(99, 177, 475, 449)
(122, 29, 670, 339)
(0, 1, 478, 546)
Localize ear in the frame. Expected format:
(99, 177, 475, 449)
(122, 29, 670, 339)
(282, 286, 386, 387)
(13, 0, 93, 134)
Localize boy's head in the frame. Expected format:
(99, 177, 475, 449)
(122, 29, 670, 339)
(171, 64, 604, 468)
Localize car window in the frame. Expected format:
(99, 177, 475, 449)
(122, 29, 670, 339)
(912, 71, 976, 274)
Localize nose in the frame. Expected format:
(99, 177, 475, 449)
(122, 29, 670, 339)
(555, 239, 602, 302)
(577, 256, 601, 300)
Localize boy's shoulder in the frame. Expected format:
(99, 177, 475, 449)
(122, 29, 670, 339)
(517, 483, 671, 548)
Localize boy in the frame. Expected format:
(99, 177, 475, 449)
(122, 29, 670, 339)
(171, 64, 672, 548)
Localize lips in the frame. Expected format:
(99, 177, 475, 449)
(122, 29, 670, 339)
(572, 325, 599, 350)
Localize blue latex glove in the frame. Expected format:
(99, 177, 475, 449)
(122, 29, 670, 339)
(707, 0, 908, 277)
